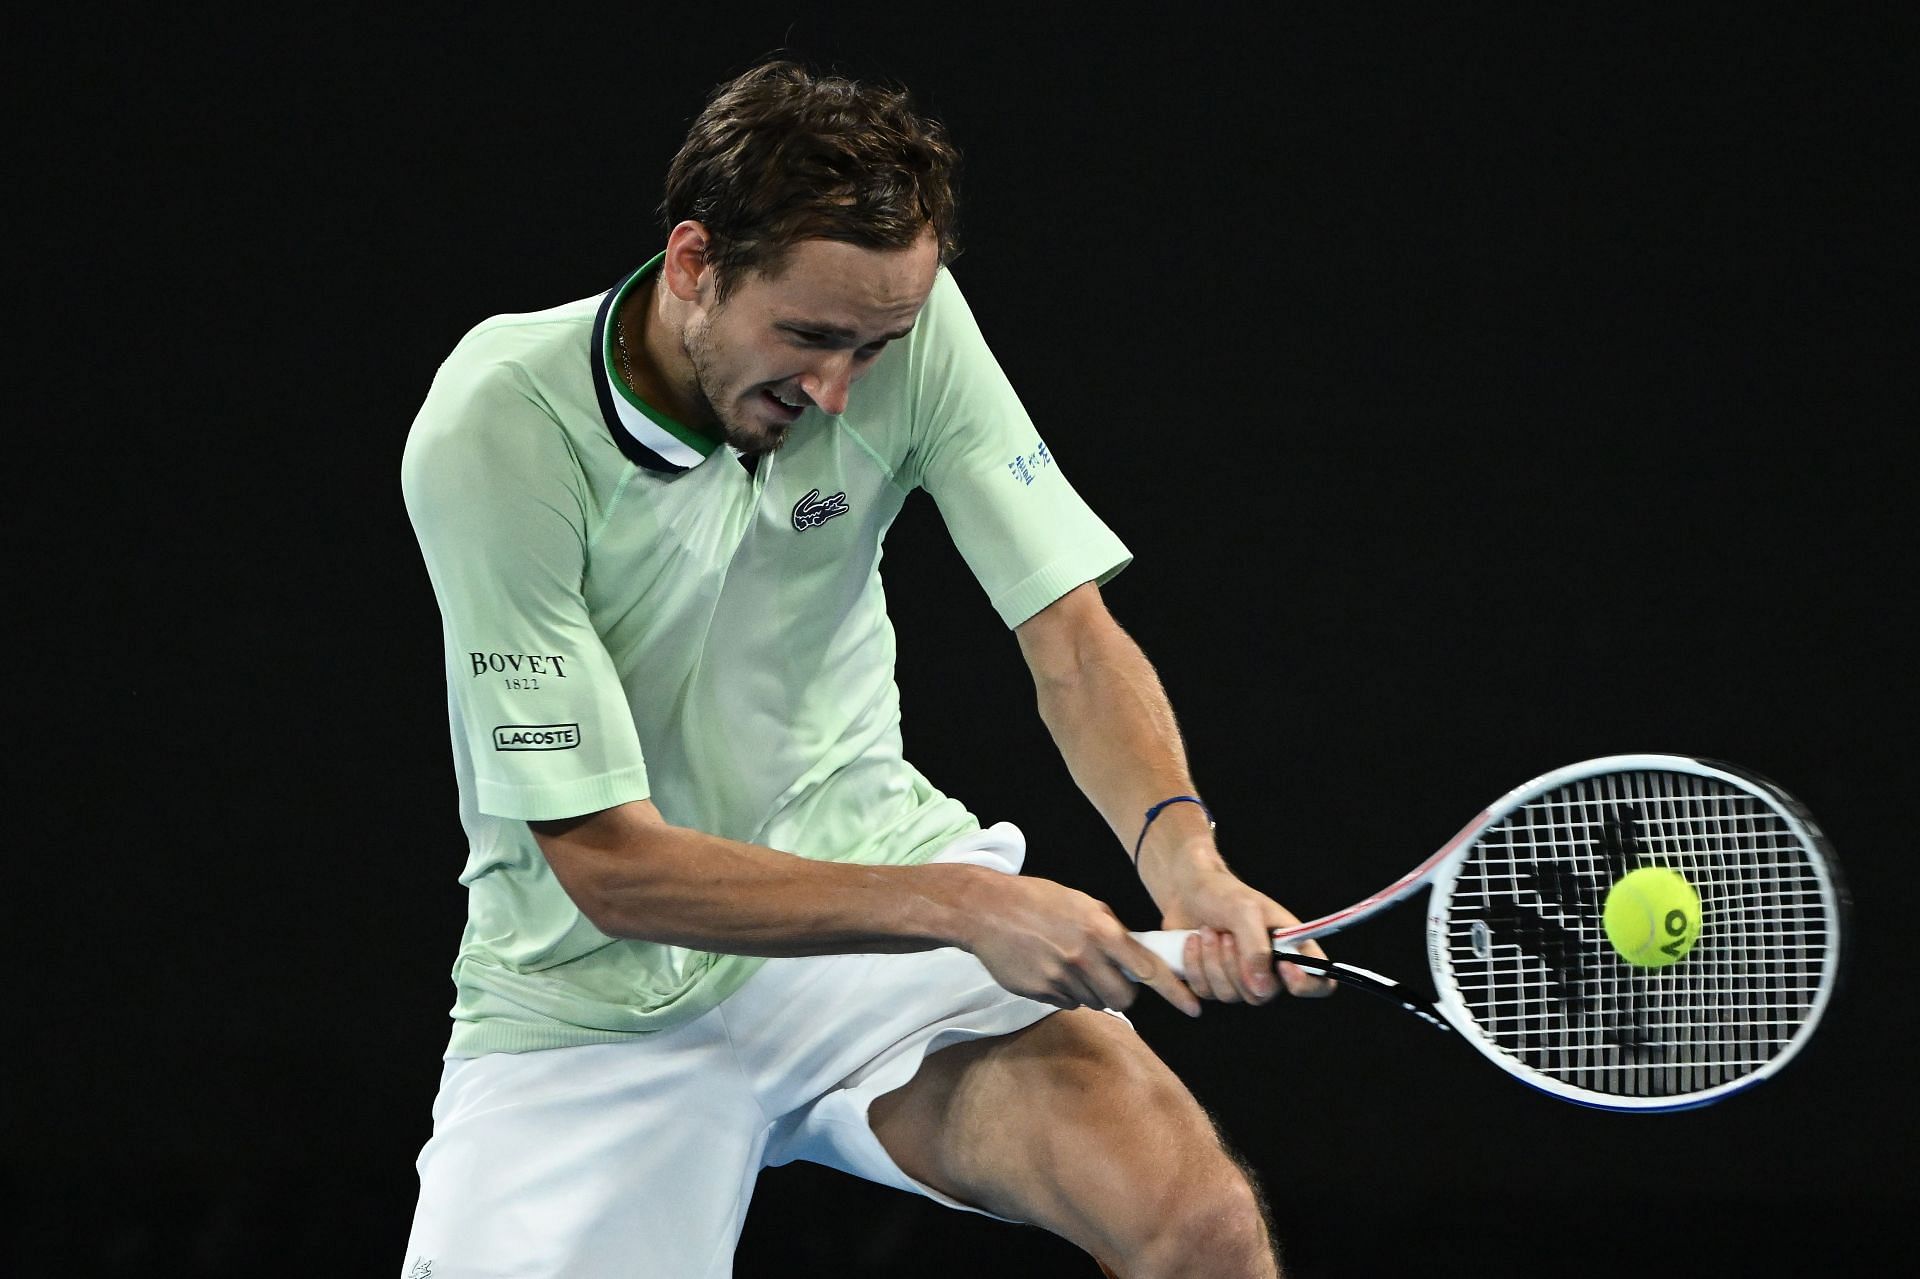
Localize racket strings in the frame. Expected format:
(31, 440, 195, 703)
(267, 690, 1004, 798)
(1439, 769, 1836, 1100)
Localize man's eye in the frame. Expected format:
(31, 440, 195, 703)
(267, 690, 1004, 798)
(857, 342, 888, 359)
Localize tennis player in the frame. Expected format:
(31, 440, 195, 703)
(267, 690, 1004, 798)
(399, 59, 1329, 1279)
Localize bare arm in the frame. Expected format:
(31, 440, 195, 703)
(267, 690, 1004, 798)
(1014, 582, 1221, 902)
(530, 799, 1199, 1015)
(531, 800, 974, 954)
(1015, 581, 1331, 1003)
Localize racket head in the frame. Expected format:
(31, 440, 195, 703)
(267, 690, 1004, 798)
(1423, 754, 1844, 1112)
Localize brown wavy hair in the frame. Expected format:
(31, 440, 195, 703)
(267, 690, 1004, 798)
(662, 60, 961, 301)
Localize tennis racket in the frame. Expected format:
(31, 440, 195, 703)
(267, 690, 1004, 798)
(1129, 754, 1845, 1111)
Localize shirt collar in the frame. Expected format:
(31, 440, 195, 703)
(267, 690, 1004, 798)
(589, 253, 725, 473)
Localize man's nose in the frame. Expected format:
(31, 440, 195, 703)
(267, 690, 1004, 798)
(799, 354, 854, 416)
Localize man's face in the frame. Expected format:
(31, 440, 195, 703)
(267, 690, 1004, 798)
(680, 228, 940, 455)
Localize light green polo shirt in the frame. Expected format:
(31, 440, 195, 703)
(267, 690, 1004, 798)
(402, 257, 1131, 1055)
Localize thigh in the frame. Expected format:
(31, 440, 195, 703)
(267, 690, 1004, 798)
(402, 1039, 766, 1279)
(738, 944, 1056, 1216)
(866, 1009, 1246, 1258)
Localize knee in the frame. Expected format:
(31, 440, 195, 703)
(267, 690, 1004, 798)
(1037, 1015, 1279, 1277)
(1131, 1160, 1277, 1279)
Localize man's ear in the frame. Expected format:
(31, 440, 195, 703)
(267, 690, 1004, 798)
(661, 221, 714, 304)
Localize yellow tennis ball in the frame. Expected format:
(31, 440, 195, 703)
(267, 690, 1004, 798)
(1603, 866, 1701, 967)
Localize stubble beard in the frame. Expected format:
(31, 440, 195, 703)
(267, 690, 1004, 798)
(682, 318, 791, 458)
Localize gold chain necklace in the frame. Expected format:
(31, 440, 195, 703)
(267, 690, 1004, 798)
(614, 305, 638, 392)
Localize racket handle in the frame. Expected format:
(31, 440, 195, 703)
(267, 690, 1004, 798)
(1127, 930, 1199, 980)
(1128, 930, 1333, 985)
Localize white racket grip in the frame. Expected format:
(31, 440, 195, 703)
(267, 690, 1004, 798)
(1127, 930, 1198, 981)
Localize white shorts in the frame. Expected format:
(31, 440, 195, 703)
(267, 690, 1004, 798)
(401, 823, 1066, 1279)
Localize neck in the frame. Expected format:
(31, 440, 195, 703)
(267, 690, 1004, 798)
(618, 275, 703, 427)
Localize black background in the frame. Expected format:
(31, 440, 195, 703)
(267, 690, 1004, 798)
(12, 5, 1915, 1276)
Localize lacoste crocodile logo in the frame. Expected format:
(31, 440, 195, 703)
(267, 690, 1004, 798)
(791, 488, 851, 531)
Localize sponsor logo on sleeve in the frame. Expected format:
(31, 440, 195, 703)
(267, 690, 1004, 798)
(791, 488, 851, 531)
(493, 723, 583, 751)
(1006, 439, 1053, 486)
(470, 652, 569, 678)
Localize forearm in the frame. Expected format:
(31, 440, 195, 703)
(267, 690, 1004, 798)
(1018, 587, 1331, 1002)
(531, 802, 992, 955)
(1025, 619, 1227, 903)
(534, 799, 1200, 1014)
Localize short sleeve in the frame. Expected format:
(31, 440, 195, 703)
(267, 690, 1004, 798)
(402, 351, 651, 821)
(901, 273, 1131, 627)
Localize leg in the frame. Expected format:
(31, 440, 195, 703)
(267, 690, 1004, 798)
(868, 1010, 1280, 1279)
(403, 1037, 766, 1279)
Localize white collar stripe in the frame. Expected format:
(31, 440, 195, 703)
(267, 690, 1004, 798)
(607, 390, 708, 469)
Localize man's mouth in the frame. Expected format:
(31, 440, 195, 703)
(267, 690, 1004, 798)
(762, 387, 806, 422)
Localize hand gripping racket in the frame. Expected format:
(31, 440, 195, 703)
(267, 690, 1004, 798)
(1129, 755, 1846, 1111)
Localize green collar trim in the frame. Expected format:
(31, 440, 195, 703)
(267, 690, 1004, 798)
(601, 253, 723, 461)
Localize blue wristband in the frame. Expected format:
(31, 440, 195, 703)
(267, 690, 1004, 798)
(1132, 794, 1214, 864)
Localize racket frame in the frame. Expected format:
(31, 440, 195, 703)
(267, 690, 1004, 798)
(1417, 754, 1843, 1111)
(1134, 754, 1845, 1112)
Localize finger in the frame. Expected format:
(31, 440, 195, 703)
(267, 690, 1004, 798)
(1276, 935, 1337, 998)
(1182, 933, 1216, 1000)
(1058, 969, 1112, 1013)
(1218, 931, 1266, 1004)
(1200, 930, 1244, 1004)
(1083, 961, 1141, 1016)
(1116, 936, 1201, 1018)
(1229, 918, 1280, 1005)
